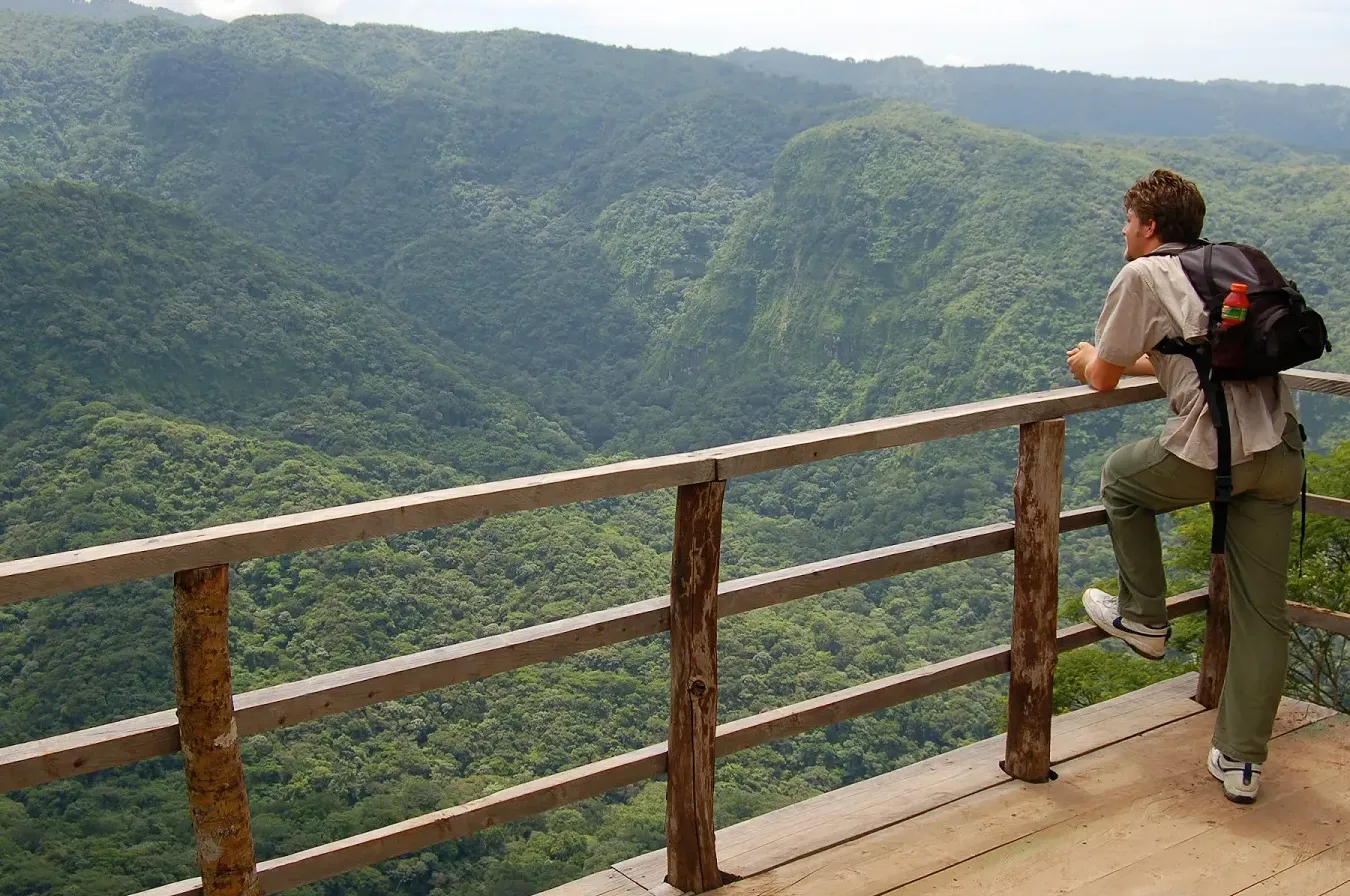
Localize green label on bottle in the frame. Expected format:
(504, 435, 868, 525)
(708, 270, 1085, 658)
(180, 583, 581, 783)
(1222, 305, 1248, 324)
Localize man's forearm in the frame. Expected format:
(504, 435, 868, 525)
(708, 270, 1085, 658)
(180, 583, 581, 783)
(1085, 353, 1152, 392)
(1123, 355, 1155, 377)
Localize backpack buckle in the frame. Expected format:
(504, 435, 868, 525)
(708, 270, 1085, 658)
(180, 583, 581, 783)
(1215, 474, 1234, 503)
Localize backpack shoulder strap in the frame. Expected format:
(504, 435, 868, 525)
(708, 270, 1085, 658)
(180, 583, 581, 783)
(1149, 336, 1233, 554)
(1143, 239, 1211, 259)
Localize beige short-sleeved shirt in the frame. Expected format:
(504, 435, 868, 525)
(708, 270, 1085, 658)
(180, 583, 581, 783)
(1094, 244, 1297, 470)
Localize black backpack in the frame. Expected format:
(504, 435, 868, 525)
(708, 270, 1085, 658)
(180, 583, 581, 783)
(1147, 241, 1332, 555)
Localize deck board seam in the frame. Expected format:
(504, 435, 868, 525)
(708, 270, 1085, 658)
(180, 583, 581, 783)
(609, 861, 682, 896)
(732, 691, 1209, 881)
(735, 774, 1019, 887)
(609, 675, 1206, 891)
(1228, 836, 1350, 896)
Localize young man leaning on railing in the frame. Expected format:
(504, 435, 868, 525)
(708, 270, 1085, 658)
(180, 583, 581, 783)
(1065, 168, 1306, 805)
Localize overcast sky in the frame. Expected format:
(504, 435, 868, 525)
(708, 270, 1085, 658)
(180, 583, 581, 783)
(161, 0, 1350, 88)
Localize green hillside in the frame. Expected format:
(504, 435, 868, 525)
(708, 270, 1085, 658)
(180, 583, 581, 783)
(2, 12, 1349, 896)
(0, 181, 580, 477)
(0, 0, 216, 27)
(0, 180, 1019, 895)
(651, 103, 1350, 440)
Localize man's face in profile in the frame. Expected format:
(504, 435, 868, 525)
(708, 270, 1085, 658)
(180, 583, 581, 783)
(1121, 208, 1156, 262)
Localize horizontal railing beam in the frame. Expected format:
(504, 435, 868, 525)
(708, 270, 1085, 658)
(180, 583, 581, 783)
(1289, 601, 1350, 638)
(1307, 494, 1350, 520)
(4, 369, 1344, 606)
(1282, 369, 1350, 397)
(716, 589, 1209, 756)
(0, 455, 720, 606)
(709, 380, 1163, 479)
(134, 744, 671, 896)
(0, 507, 1108, 793)
(131, 589, 1209, 896)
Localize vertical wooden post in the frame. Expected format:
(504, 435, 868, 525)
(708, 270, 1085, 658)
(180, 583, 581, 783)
(666, 480, 725, 893)
(174, 565, 259, 896)
(1004, 419, 1065, 784)
(1196, 554, 1231, 709)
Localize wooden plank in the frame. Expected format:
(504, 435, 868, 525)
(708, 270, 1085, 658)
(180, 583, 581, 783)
(1306, 494, 1350, 520)
(1237, 839, 1350, 894)
(135, 879, 203, 896)
(644, 885, 686, 896)
(712, 381, 1163, 480)
(880, 703, 1341, 896)
(716, 590, 1206, 759)
(0, 581, 1197, 800)
(0, 454, 718, 605)
(136, 745, 669, 896)
(0, 597, 670, 793)
(0, 509, 1110, 794)
(716, 646, 1010, 757)
(615, 672, 1207, 891)
(1197, 554, 1231, 709)
(1047, 726, 1350, 896)
(137, 669, 1210, 896)
(882, 714, 1350, 896)
(913, 705, 1341, 896)
(1005, 419, 1065, 783)
(173, 567, 258, 896)
(722, 674, 1208, 882)
(532, 868, 651, 896)
(1289, 602, 1350, 639)
(718, 506, 1106, 618)
(0, 708, 180, 793)
(709, 692, 1222, 896)
(666, 481, 725, 893)
(1283, 369, 1350, 397)
(720, 700, 1342, 896)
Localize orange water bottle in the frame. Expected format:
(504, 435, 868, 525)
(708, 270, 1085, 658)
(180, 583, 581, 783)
(1220, 282, 1249, 330)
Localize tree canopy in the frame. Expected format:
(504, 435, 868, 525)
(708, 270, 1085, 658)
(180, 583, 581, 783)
(1, 12, 1349, 895)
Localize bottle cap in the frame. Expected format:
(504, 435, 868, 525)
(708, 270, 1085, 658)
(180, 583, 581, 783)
(1231, 282, 1249, 293)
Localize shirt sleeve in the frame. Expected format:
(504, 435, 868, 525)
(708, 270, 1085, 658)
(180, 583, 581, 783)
(1094, 264, 1171, 367)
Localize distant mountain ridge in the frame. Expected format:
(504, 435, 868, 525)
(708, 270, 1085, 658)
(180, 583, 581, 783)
(0, 0, 218, 26)
(724, 48, 1350, 156)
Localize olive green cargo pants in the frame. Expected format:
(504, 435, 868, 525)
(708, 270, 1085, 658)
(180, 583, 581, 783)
(1100, 415, 1304, 764)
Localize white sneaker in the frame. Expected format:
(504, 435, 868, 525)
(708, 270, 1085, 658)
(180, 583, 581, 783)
(1081, 587, 1171, 660)
(1208, 747, 1261, 804)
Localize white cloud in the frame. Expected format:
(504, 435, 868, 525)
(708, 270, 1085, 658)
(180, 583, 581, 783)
(164, 0, 1350, 87)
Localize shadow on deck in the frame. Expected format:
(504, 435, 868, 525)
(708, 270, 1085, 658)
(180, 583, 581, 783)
(546, 674, 1348, 896)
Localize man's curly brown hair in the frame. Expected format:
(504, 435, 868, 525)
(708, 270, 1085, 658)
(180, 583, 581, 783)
(1123, 169, 1206, 244)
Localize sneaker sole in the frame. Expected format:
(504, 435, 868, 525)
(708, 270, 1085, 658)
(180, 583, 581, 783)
(1119, 637, 1167, 662)
(1083, 602, 1166, 661)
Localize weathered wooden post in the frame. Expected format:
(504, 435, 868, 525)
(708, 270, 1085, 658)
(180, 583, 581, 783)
(174, 565, 259, 896)
(1004, 419, 1065, 783)
(666, 480, 726, 893)
(1196, 555, 1231, 709)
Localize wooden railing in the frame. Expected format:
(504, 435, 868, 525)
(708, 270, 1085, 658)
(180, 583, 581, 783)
(3, 371, 1350, 896)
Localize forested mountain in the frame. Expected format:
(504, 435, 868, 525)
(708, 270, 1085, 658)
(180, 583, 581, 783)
(648, 103, 1350, 445)
(2, 11, 1349, 896)
(0, 0, 216, 26)
(725, 48, 1350, 156)
(0, 182, 580, 480)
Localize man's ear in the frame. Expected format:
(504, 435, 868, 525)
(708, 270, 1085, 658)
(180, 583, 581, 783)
(1142, 217, 1159, 239)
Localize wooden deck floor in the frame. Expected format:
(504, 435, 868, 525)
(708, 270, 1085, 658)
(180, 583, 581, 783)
(543, 674, 1349, 896)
